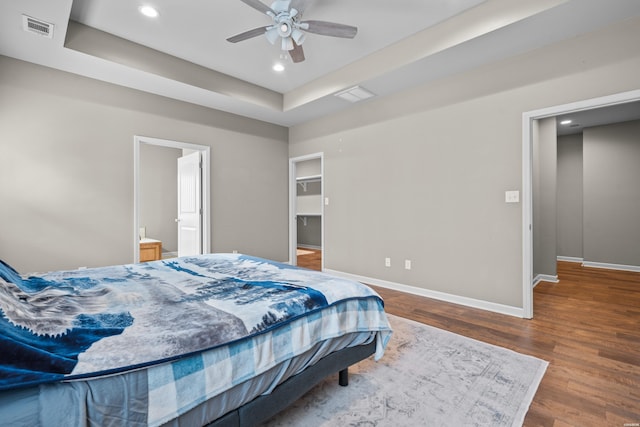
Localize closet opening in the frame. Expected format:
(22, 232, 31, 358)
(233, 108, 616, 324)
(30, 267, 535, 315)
(289, 153, 324, 271)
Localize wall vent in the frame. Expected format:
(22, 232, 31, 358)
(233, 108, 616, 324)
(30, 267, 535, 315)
(22, 15, 54, 39)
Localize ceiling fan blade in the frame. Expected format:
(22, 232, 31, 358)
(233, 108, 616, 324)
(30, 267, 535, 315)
(226, 26, 269, 43)
(301, 20, 358, 38)
(239, 0, 275, 15)
(289, 42, 305, 63)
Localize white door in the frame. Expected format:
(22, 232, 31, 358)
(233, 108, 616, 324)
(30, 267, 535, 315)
(177, 151, 202, 257)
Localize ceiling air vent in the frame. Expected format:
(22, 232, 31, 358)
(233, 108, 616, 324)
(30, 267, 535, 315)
(334, 86, 376, 103)
(22, 15, 54, 39)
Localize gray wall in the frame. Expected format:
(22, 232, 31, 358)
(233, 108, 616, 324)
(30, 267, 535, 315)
(296, 158, 321, 178)
(556, 134, 584, 258)
(297, 216, 322, 248)
(0, 56, 289, 273)
(140, 144, 180, 253)
(533, 117, 557, 279)
(583, 120, 640, 266)
(289, 17, 640, 308)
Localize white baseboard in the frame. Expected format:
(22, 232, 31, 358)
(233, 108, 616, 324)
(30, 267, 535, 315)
(582, 261, 640, 273)
(297, 244, 321, 250)
(555, 257, 640, 273)
(162, 251, 178, 259)
(557, 256, 583, 263)
(323, 269, 525, 318)
(532, 274, 559, 287)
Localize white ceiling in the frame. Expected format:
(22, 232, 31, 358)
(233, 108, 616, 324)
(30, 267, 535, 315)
(2, 0, 640, 127)
(68, 0, 484, 94)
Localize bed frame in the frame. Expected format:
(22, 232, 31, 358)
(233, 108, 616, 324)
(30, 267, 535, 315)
(206, 339, 376, 427)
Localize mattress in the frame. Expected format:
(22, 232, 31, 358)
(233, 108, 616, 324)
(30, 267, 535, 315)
(0, 331, 374, 427)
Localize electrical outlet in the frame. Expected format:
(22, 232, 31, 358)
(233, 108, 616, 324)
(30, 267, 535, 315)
(232, 250, 238, 254)
(404, 260, 412, 270)
(385, 257, 391, 267)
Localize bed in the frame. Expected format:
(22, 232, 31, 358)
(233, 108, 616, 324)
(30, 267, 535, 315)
(0, 253, 392, 426)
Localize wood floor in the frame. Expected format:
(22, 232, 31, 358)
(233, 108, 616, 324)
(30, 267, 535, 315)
(296, 248, 322, 270)
(297, 251, 640, 426)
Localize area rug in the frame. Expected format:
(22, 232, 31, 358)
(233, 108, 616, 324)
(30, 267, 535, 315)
(263, 314, 548, 427)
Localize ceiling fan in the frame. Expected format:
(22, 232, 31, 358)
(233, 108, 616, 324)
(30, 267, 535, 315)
(227, 0, 358, 63)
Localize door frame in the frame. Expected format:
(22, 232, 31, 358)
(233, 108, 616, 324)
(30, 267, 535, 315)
(521, 89, 640, 318)
(133, 135, 211, 263)
(289, 152, 324, 269)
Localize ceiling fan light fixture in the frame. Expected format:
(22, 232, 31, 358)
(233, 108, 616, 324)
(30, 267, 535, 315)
(282, 36, 294, 51)
(291, 28, 305, 45)
(265, 27, 279, 44)
(276, 19, 292, 38)
(271, 0, 291, 13)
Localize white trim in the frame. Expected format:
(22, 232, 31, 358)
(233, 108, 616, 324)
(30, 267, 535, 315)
(324, 269, 525, 318)
(162, 251, 179, 259)
(522, 89, 640, 319)
(133, 135, 211, 263)
(296, 244, 321, 250)
(521, 113, 533, 319)
(533, 274, 559, 287)
(582, 261, 640, 273)
(557, 256, 583, 263)
(289, 153, 324, 269)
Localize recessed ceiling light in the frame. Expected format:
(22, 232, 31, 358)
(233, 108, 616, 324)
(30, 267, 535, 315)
(273, 63, 285, 72)
(560, 119, 572, 125)
(139, 5, 159, 18)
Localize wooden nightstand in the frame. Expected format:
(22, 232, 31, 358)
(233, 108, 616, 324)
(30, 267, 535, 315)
(140, 238, 162, 262)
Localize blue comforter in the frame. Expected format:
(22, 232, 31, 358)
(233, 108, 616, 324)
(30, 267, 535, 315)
(0, 253, 388, 391)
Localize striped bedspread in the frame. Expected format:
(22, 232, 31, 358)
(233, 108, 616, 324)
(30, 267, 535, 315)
(147, 297, 389, 425)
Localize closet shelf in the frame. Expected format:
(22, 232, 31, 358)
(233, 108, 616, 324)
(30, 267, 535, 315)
(296, 174, 321, 182)
(296, 175, 321, 192)
(296, 214, 321, 226)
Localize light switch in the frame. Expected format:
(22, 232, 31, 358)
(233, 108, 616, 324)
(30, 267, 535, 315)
(505, 190, 520, 203)
(324, 197, 329, 206)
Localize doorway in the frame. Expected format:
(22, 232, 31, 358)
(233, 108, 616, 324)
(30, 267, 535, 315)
(289, 153, 324, 270)
(522, 89, 640, 318)
(133, 136, 211, 263)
